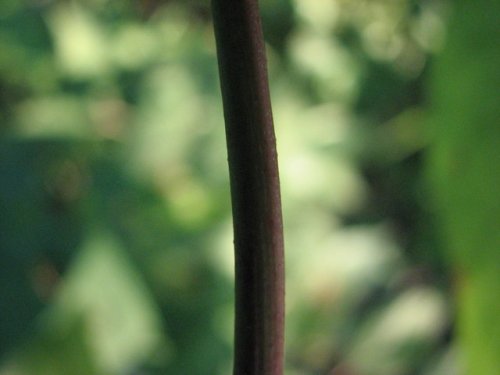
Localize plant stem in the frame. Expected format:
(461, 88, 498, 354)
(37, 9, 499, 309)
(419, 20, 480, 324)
(210, 1, 285, 374)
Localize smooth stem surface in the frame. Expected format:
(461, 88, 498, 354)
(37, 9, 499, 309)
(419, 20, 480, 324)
(210, 1, 285, 374)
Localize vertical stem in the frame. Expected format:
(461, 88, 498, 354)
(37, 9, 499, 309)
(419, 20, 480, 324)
(210, 1, 285, 375)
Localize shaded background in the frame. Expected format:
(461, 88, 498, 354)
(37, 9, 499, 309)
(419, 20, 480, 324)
(0, 1, 498, 374)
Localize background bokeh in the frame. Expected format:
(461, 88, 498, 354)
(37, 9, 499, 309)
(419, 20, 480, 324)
(0, 1, 498, 374)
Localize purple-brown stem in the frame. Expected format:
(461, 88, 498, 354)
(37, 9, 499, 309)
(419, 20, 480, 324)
(210, 1, 285, 374)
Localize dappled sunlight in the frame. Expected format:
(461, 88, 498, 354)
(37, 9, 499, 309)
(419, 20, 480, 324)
(1, 0, 485, 374)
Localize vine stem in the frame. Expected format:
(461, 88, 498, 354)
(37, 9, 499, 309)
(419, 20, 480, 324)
(210, 1, 285, 374)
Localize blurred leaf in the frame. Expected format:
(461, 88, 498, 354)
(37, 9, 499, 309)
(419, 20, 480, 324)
(47, 3, 109, 79)
(427, 1, 500, 374)
(52, 232, 170, 374)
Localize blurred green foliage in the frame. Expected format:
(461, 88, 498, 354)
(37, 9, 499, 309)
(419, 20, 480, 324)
(0, 0, 496, 374)
(427, 2, 500, 374)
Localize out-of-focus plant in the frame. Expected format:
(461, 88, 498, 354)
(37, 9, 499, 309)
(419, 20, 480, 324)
(427, 2, 500, 374)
